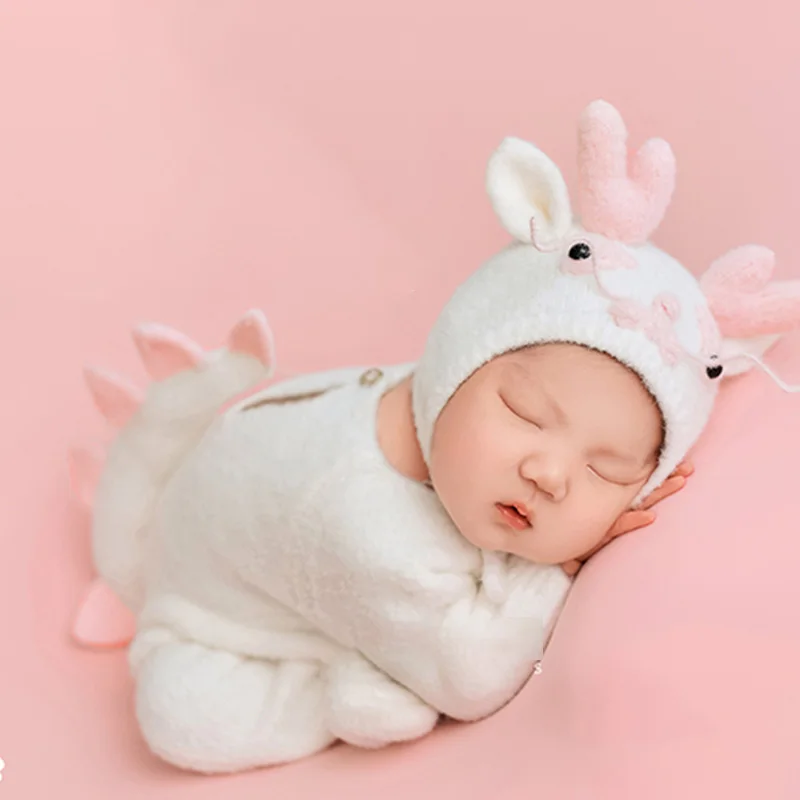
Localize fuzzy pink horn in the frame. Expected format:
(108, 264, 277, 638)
(577, 100, 676, 244)
(700, 245, 800, 338)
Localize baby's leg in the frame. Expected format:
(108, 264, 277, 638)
(325, 650, 440, 749)
(130, 628, 335, 774)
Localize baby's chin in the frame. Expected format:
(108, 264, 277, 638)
(503, 543, 566, 565)
(458, 523, 563, 564)
(482, 526, 587, 565)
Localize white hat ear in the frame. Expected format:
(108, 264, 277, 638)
(485, 137, 573, 249)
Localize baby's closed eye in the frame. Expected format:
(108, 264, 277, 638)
(587, 461, 648, 486)
(587, 464, 628, 485)
(498, 391, 543, 428)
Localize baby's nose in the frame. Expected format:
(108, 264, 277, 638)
(519, 454, 568, 501)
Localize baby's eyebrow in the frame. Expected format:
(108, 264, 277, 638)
(508, 363, 568, 424)
(540, 387, 567, 426)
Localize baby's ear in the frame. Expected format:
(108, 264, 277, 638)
(485, 137, 573, 249)
(700, 245, 800, 379)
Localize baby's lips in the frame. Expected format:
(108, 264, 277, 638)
(513, 501, 531, 522)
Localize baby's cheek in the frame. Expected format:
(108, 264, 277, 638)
(566, 498, 619, 549)
(434, 403, 485, 462)
(431, 430, 486, 520)
(434, 427, 482, 487)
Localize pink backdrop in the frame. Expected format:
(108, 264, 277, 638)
(2, 1, 799, 797)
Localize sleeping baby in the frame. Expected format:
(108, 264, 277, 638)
(72, 100, 800, 774)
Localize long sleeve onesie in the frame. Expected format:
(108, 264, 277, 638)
(98, 358, 572, 774)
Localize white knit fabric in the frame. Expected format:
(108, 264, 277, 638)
(98, 360, 571, 773)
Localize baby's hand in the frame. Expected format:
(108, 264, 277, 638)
(561, 460, 694, 577)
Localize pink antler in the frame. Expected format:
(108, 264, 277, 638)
(577, 100, 676, 244)
(700, 245, 800, 338)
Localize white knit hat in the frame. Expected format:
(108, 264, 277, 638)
(413, 100, 800, 506)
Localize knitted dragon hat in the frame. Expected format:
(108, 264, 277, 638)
(413, 99, 800, 506)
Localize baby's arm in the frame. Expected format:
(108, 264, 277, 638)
(386, 460, 694, 717)
(436, 554, 571, 719)
(359, 554, 572, 722)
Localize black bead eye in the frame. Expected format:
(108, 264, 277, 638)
(568, 242, 592, 260)
(706, 363, 723, 379)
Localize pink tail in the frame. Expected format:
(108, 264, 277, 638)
(69, 446, 136, 648)
(72, 578, 137, 649)
(69, 310, 276, 649)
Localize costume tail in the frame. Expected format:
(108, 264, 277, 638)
(68, 310, 275, 648)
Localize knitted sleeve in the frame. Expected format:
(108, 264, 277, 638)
(356, 554, 573, 721)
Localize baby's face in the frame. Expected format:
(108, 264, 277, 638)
(429, 343, 664, 565)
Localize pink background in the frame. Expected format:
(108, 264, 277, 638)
(2, 0, 799, 797)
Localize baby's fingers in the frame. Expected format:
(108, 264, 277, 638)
(672, 460, 695, 478)
(638, 474, 686, 510)
(561, 558, 582, 577)
(607, 509, 656, 540)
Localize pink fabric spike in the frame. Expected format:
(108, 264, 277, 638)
(72, 578, 136, 649)
(83, 366, 142, 428)
(577, 100, 676, 244)
(227, 309, 274, 367)
(132, 322, 205, 381)
(67, 445, 104, 509)
(700, 245, 800, 337)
